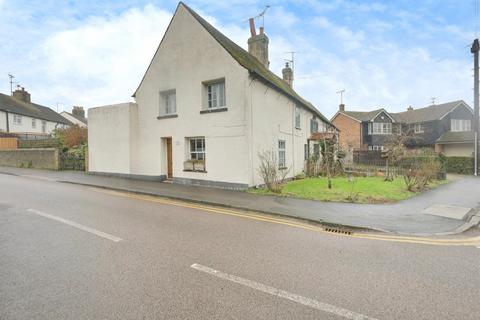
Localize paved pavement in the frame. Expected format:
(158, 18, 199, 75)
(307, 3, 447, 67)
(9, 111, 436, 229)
(1, 173, 480, 319)
(0, 167, 479, 235)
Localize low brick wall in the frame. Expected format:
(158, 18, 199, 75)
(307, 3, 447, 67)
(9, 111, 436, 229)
(0, 148, 59, 170)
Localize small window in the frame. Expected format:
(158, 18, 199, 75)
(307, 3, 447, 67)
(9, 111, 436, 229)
(189, 137, 205, 161)
(13, 114, 22, 125)
(295, 107, 301, 129)
(32, 119, 36, 129)
(160, 90, 176, 115)
(206, 81, 225, 109)
(304, 144, 308, 160)
(451, 119, 471, 132)
(41, 120, 47, 133)
(278, 140, 286, 168)
(414, 123, 424, 133)
(310, 119, 318, 134)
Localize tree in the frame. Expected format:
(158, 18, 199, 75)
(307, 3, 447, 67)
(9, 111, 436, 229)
(54, 125, 88, 149)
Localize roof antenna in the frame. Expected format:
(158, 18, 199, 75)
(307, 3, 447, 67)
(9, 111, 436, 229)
(8, 73, 17, 95)
(245, 5, 270, 30)
(284, 51, 298, 75)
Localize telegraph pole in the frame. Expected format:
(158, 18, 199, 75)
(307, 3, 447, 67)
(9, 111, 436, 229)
(472, 38, 479, 176)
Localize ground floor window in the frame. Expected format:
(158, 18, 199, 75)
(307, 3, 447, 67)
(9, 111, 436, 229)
(304, 144, 308, 160)
(278, 140, 286, 168)
(189, 137, 205, 160)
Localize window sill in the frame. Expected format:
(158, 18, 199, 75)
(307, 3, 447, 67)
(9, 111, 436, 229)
(295, 126, 301, 130)
(157, 114, 178, 119)
(183, 169, 207, 173)
(200, 107, 228, 114)
(278, 166, 288, 170)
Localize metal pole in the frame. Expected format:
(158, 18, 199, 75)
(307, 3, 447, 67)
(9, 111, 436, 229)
(471, 39, 479, 176)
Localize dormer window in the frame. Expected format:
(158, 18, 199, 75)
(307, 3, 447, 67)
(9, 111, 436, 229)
(368, 123, 392, 134)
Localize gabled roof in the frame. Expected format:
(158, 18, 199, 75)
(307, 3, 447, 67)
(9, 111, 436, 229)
(341, 108, 389, 122)
(392, 100, 470, 124)
(133, 2, 332, 126)
(0, 93, 71, 125)
(436, 130, 474, 144)
(61, 111, 87, 125)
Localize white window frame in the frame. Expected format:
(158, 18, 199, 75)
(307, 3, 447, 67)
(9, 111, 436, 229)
(310, 119, 318, 134)
(368, 122, 392, 135)
(31, 118, 36, 129)
(41, 120, 47, 133)
(278, 140, 286, 168)
(295, 107, 301, 129)
(13, 114, 22, 125)
(160, 90, 176, 116)
(451, 119, 471, 132)
(189, 137, 205, 161)
(206, 80, 226, 109)
(414, 123, 424, 133)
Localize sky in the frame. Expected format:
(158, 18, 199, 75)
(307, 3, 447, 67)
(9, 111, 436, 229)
(0, 0, 478, 118)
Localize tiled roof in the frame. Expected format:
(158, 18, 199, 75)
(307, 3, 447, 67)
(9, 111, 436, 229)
(0, 93, 71, 125)
(342, 108, 386, 122)
(392, 101, 468, 124)
(62, 111, 87, 125)
(436, 130, 474, 144)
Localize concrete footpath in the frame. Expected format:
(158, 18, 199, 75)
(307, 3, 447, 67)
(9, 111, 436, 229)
(1, 166, 479, 236)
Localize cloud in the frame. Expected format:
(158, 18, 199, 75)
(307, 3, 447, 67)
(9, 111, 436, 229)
(39, 4, 173, 108)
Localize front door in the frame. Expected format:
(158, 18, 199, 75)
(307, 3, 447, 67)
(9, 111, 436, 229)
(166, 138, 173, 179)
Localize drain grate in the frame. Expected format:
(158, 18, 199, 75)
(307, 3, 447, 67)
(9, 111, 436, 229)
(323, 227, 353, 235)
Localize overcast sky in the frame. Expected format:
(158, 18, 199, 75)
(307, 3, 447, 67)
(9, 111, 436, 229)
(0, 0, 477, 118)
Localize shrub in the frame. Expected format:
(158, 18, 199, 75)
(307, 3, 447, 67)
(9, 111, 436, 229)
(258, 150, 290, 193)
(443, 156, 474, 174)
(53, 125, 88, 149)
(400, 150, 442, 191)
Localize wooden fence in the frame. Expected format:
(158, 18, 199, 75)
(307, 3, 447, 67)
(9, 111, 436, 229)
(0, 137, 18, 149)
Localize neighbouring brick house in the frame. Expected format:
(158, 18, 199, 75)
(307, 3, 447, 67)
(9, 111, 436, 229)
(330, 104, 399, 151)
(331, 100, 475, 156)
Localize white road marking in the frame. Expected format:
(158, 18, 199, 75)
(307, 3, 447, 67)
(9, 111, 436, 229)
(27, 209, 122, 242)
(191, 263, 378, 320)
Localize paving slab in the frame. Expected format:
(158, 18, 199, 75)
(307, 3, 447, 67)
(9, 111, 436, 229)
(422, 204, 472, 220)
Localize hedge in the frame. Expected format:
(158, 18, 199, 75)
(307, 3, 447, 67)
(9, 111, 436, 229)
(443, 156, 474, 174)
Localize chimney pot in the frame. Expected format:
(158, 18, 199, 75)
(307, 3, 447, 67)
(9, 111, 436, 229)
(407, 106, 413, 111)
(259, 27, 264, 34)
(339, 104, 345, 112)
(249, 18, 256, 37)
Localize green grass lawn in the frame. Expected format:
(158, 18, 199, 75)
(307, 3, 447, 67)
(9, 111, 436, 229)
(248, 176, 448, 203)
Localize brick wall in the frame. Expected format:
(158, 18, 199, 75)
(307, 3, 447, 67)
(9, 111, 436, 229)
(331, 113, 362, 150)
(0, 148, 59, 169)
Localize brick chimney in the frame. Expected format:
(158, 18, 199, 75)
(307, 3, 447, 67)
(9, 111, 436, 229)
(407, 106, 413, 111)
(72, 106, 85, 118)
(248, 18, 269, 68)
(339, 104, 345, 112)
(12, 87, 31, 103)
(282, 62, 293, 87)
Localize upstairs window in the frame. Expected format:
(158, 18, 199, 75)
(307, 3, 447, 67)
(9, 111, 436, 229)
(295, 107, 301, 129)
(41, 120, 47, 133)
(31, 119, 36, 129)
(368, 122, 392, 135)
(451, 119, 471, 132)
(278, 140, 286, 168)
(13, 114, 22, 125)
(206, 81, 225, 109)
(160, 90, 176, 115)
(414, 123, 424, 133)
(310, 119, 318, 134)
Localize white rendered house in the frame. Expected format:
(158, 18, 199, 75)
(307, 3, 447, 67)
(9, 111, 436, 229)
(88, 2, 334, 189)
(0, 88, 71, 136)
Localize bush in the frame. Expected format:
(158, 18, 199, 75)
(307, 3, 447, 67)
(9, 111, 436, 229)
(400, 150, 442, 191)
(53, 125, 88, 149)
(443, 156, 474, 174)
(258, 150, 290, 193)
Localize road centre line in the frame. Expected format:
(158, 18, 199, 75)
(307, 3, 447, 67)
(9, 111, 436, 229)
(92, 188, 480, 248)
(191, 263, 378, 320)
(27, 208, 122, 242)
